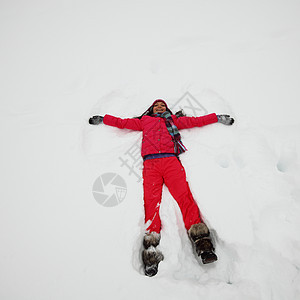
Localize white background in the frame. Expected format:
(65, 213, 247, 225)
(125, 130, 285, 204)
(1, 0, 300, 299)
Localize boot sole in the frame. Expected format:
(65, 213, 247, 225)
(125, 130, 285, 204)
(201, 253, 218, 264)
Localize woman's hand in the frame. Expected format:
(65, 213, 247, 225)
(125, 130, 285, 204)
(89, 115, 104, 125)
(217, 115, 234, 125)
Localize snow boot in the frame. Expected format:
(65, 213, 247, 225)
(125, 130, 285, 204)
(188, 223, 218, 264)
(142, 232, 164, 277)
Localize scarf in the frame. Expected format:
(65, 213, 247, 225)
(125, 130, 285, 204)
(154, 111, 187, 155)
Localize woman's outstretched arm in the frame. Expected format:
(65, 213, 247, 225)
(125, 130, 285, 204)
(89, 114, 143, 131)
(173, 113, 234, 130)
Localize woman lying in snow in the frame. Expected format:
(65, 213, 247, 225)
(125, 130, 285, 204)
(89, 99, 234, 277)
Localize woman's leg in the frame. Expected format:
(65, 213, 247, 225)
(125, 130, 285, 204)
(162, 157, 217, 263)
(162, 157, 202, 230)
(143, 159, 164, 233)
(142, 159, 164, 276)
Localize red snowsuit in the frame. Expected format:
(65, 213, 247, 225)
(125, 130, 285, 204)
(103, 113, 218, 233)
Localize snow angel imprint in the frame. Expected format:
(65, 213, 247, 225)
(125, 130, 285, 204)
(89, 99, 234, 277)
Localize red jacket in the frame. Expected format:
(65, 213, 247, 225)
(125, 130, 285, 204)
(103, 113, 218, 157)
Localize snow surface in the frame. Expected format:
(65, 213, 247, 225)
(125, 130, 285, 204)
(1, 0, 300, 299)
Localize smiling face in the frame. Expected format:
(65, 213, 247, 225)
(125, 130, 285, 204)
(153, 101, 167, 114)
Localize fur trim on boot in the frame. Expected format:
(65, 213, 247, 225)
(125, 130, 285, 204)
(143, 232, 161, 249)
(188, 223, 210, 242)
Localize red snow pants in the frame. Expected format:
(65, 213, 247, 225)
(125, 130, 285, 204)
(143, 156, 203, 233)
